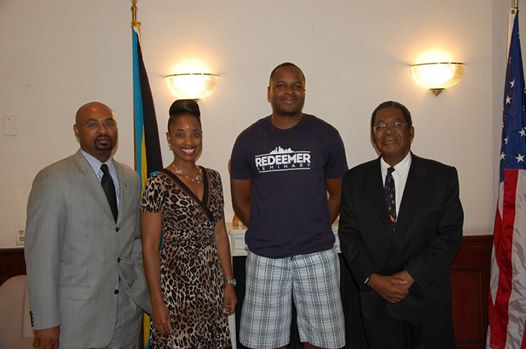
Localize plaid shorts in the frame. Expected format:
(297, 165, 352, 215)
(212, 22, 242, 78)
(240, 248, 345, 348)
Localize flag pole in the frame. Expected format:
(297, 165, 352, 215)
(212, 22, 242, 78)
(131, 0, 137, 171)
(131, 0, 139, 27)
(508, 2, 518, 51)
(131, 0, 139, 173)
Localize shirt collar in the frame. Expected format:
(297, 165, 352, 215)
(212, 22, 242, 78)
(79, 149, 116, 178)
(380, 152, 412, 173)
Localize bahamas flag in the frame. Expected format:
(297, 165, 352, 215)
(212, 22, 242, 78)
(132, 24, 163, 190)
(132, 23, 162, 348)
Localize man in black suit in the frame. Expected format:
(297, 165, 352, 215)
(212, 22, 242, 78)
(338, 101, 463, 349)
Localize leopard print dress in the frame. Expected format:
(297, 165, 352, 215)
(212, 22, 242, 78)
(141, 167, 231, 348)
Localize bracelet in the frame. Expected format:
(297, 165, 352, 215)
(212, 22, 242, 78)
(225, 278, 237, 287)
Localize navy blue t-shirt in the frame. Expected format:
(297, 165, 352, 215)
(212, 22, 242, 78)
(230, 114, 348, 258)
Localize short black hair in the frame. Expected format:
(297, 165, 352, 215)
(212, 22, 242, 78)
(269, 62, 306, 84)
(370, 101, 412, 131)
(168, 99, 201, 130)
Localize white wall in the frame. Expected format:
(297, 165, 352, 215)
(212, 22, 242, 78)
(0, 0, 514, 247)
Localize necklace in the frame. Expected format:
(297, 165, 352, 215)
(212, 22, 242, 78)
(169, 163, 202, 184)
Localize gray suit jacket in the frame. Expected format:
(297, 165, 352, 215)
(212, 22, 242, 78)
(24, 150, 151, 348)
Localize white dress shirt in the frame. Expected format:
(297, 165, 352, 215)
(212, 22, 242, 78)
(80, 149, 121, 208)
(380, 152, 412, 215)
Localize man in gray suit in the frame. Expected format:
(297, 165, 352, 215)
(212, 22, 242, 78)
(24, 101, 151, 349)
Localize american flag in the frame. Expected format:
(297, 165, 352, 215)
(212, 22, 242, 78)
(488, 9, 526, 349)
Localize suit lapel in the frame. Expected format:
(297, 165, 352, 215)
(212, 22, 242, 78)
(72, 151, 117, 223)
(115, 161, 130, 225)
(396, 155, 428, 227)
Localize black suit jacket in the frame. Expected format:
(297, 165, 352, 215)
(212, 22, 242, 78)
(338, 154, 463, 321)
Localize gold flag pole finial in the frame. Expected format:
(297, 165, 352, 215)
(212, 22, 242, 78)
(131, 0, 140, 27)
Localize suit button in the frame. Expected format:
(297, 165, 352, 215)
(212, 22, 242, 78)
(117, 257, 121, 263)
(114, 289, 119, 294)
(116, 227, 120, 232)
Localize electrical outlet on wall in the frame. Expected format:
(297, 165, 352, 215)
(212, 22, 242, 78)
(15, 227, 25, 246)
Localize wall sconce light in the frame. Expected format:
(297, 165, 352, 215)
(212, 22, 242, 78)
(165, 73, 218, 100)
(410, 62, 465, 96)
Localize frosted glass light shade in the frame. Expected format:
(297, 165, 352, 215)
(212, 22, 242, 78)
(410, 62, 465, 96)
(166, 73, 218, 100)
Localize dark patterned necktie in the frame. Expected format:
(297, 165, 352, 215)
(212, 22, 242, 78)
(101, 164, 118, 222)
(385, 167, 396, 223)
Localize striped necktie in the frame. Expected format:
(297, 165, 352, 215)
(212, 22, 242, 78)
(385, 167, 396, 223)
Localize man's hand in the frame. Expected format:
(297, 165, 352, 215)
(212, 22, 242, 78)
(392, 270, 415, 292)
(368, 273, 409, 303)
(33, 326, 60, 349)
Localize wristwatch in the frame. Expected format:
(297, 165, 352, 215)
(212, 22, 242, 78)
(225, 278, 237, 287)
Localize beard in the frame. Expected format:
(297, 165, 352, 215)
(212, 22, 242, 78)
(278, 109, 301, 117)
(272, 99, 304, 117)
(94, 135, 114, 151)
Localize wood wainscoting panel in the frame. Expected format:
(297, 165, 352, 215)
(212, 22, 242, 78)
(450, 235, 493, 349)
(0, 248, 26, 286)
(1, 236, 494, 348)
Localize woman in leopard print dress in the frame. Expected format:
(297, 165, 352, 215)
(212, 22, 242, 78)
(141, 99, 237, 348)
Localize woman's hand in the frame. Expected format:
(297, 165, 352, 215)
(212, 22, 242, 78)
(223, 285, 238, 315)
(152, 302, 172, 336)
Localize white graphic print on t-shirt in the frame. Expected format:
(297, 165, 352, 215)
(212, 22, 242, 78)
(255, 146, 311, 173)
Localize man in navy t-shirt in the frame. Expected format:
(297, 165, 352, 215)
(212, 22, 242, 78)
(230, 62, 347, 349)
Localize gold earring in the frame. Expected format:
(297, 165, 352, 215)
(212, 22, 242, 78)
(168, 143, 172, 150)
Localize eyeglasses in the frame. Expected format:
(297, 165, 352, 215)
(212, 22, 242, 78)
(372, 121, 407, 133)
(82, 119, 118, 129)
